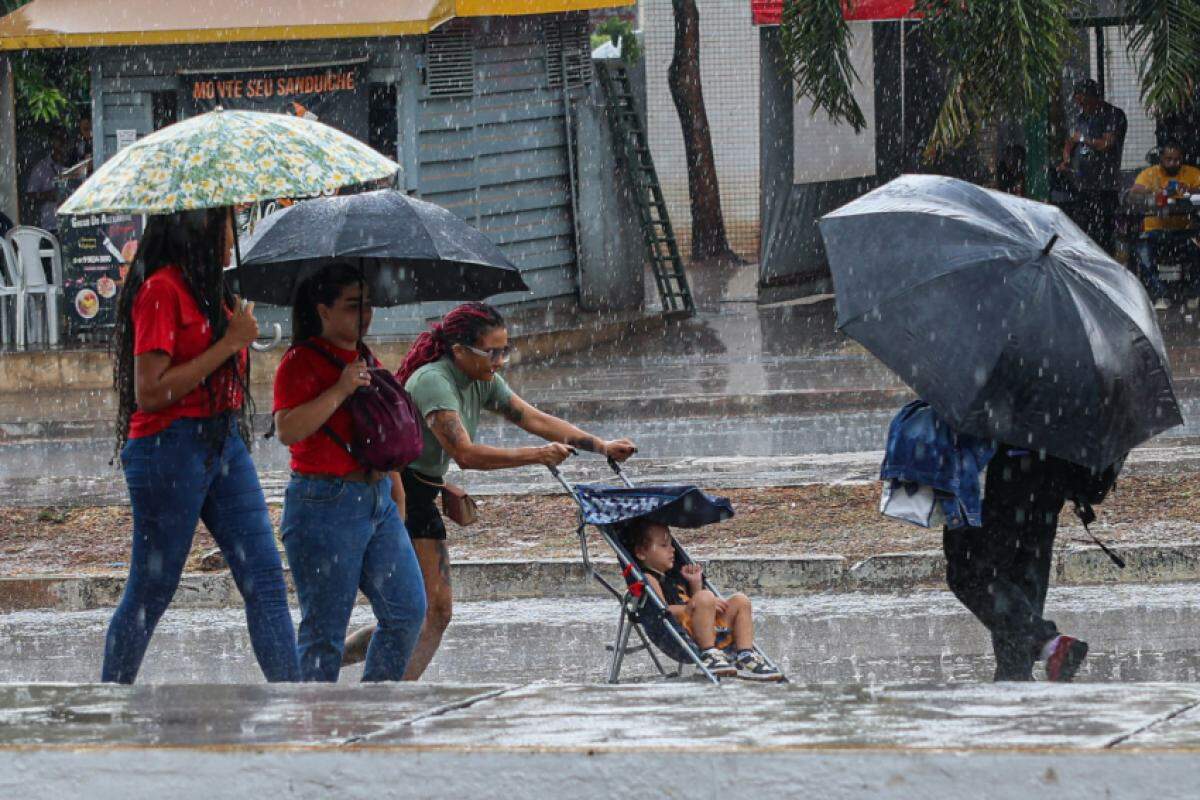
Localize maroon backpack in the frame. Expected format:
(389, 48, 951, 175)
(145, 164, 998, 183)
(296, 340, 424, 472)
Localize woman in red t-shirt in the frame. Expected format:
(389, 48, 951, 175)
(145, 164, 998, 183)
(102, 208, 298, 684)
(273, 261, 426, 682)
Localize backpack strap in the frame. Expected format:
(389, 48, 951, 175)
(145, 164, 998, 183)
(1072, 499, 1126, 569)
(293, 339, 367, 467)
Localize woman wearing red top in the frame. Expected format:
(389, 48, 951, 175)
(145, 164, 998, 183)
(102, 208, 298, 684)
(273, 262, 426, 682)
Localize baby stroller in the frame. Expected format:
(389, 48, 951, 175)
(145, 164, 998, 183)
(548, 458, 788, 685)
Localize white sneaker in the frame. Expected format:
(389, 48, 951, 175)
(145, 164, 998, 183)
(734, 651, 784, 682)
(1154, 298, 1170, 310)
(699, 647, 736, 677)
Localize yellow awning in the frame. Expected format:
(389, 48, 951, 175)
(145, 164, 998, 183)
(0, 0, 457, 51)
(0, 0, 636, 51)
(455, 0, 635, 15)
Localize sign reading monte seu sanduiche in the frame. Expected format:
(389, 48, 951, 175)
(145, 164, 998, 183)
(181, 60, 369, 143)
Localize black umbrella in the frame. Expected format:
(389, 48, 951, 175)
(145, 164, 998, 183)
(820, 174, 1183, 470)
(234, 189, 528, 306)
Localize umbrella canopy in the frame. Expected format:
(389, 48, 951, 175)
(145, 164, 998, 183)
(574, 485, 735, 529)
(820, 174, 1183, 470)
(58, 109, 397, 215)
(234, 189, 528, 306)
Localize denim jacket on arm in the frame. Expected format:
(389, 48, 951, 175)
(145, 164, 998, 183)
(880, 400, 997, 529)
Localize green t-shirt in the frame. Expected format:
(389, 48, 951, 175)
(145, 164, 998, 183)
(404, 357, 514, 478)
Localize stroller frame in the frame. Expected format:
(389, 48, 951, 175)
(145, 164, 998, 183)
(548, 458, 787, 685)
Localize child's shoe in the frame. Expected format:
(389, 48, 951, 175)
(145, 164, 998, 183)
(1044, 635, 1089, 682)
(734, 650, 784, 682)
(699, 647, 736, 677)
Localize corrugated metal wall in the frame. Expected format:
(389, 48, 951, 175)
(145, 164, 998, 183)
(90, 14, 583, 336)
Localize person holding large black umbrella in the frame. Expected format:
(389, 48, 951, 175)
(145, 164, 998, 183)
(822, 174, 1185, 681)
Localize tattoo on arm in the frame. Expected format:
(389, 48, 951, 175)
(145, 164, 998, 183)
(429, 411, 470, 450)
(435, 540, 451, 586)
(567, 436, 602, 453)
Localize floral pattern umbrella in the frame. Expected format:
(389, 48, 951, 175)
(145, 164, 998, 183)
(58, 108, 398, 216)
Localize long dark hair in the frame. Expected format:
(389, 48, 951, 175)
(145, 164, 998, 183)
(112, 208, 252, 454)
(291, 261, 365, 344)
(395, 302, 505, 387)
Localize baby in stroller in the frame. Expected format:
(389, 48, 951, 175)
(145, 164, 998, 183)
(626, 518, 782, 681)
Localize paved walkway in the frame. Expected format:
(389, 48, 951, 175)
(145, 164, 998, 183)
(2, 681, 1198, 797)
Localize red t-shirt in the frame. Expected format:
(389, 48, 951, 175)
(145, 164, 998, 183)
(273, 337, 364, 477)
(128, 265, 246, 439)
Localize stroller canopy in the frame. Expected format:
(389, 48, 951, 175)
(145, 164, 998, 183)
(575, 484, 734, 528)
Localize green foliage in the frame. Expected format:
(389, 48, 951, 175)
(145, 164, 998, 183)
(593, 16, 642, 64)
(779, 0, 867, 133)
(2, 0, 88, 128)
(1125, 0, 1200, 117)
(915, 0, 1076, 158)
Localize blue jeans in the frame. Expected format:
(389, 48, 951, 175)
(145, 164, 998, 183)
(282, 476, 426, 682)
(103, 416, 299, 684)
(1135, 235, 1171, 300)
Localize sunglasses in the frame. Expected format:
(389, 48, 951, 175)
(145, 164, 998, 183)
(459, 343, 515, 364)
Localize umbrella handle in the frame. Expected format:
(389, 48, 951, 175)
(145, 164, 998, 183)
(250, 322, 283, 352)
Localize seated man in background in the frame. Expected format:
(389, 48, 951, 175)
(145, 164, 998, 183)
(1129, 140, 1200, 308)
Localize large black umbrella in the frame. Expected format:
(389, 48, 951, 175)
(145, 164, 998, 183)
(820, 174, 1183, 470)
(234, 189, 528, 306)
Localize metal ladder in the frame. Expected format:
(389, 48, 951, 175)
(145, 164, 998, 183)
(595, 60, 695, 315)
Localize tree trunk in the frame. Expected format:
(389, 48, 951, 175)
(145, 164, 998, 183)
(668, 0, 738, 263)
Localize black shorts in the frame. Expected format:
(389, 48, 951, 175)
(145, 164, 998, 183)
(402, 468, 447, 541)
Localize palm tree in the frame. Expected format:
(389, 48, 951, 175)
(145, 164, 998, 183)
(780, 0, 1200, 159)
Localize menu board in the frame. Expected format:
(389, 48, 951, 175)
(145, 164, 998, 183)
(58, 212, 142, 335)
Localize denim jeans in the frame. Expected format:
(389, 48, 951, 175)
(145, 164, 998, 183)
(1135, 235, 1171, 300)
(1136, 232, 1200, 300)
(102, 416, 299, 684)
(282, 476, 427, 682)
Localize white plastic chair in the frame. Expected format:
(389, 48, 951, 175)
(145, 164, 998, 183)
(5, 226, 63, 347)
(0, 238, 20, 346)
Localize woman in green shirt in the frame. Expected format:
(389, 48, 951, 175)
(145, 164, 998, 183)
(344, 302, 637, 678)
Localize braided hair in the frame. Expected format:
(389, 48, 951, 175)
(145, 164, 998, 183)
(112, 208, 254, 456)
(395, 302, 505, 388)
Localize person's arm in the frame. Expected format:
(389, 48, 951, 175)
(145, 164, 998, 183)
(644, 573, 687, 620)
(389, 471, 406, 520)
(274, 357, 369, 446)
(134, 300, 258, 413)
(1084, 131, 1120, 153)
(495, 393, 637, 461)
(426, 409, 571, 471)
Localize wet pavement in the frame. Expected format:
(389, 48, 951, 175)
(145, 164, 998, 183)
(4, 584, 1200, 686)
(3, 679, 1199, 750)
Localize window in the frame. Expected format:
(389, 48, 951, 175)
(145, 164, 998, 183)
(544, 16, 593, 90)
(425, 22, 475, 98)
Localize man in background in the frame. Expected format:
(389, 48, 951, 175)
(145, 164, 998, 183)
(1057, 78, 1128, 253)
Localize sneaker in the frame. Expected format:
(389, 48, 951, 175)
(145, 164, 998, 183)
(1045, 635, 1089, 682)
(1154, 298, 1171, 310)
(734, 651, 784, 682)
(699, 648, 736, 677)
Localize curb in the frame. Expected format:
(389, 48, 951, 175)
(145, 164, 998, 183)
(1, 544, 1197, 612)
